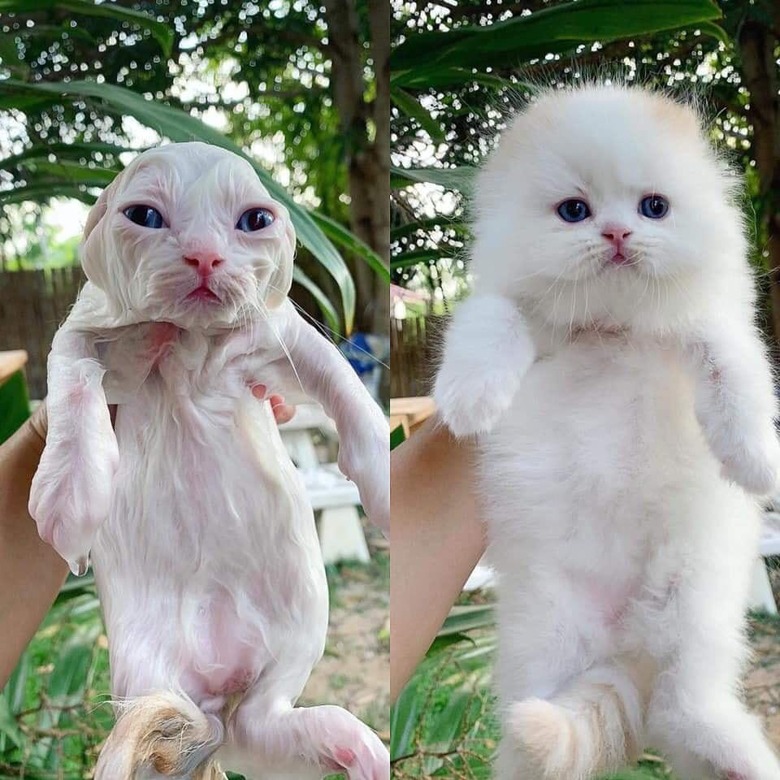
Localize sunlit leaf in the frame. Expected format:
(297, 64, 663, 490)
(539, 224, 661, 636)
(0, 0, 174, 56)
(392, 0, 723, 84)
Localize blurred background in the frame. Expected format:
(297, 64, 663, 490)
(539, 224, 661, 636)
(389, 1, 780, 778)
(0, 1, 389, 776)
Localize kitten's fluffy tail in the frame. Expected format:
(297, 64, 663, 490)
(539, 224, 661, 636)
(506, 661, 653, 780)
(94, 691, 225, 779)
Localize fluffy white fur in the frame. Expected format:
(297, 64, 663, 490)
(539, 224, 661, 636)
(28, 142, 389, 779)
(434, 86, 780, 780)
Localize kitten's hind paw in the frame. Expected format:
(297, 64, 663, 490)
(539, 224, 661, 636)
(508, 699, 577, 779)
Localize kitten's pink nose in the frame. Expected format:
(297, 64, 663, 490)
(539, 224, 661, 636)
(183, 254, 224, 276)
(601, 225, 632, 244)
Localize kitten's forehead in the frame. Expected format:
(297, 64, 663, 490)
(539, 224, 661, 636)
(116, 142, 271, 199)
(500, 87, 702, 192)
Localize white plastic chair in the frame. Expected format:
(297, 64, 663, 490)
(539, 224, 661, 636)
(279, 404, 370, 565)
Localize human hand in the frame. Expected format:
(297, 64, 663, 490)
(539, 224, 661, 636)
(27, 387, 296, 447)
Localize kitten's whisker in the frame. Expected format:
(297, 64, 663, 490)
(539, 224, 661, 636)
(255, 298, 306, 398)
(268, 285, 389, 371)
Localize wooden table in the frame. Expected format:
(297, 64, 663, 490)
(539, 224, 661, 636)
(389, 396, 436, 437)
(279, 403, 370, 565)
(0, 350, 30, 443)
(0, 350, 28, 384)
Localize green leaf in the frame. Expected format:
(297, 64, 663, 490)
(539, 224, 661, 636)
(14, 158, 119, 185)
(292, 265, 340, 335)
(4, 649, 31, 714)
(29, 622, 101, 764)
(0, 0, 174, 56)
(424, 688, 472, 756)
(438, 605, 495, 637)
(391, 248, 457, 271)
(695, 20, 730, 45)
(390, 671, 424, 760)
(427, 631, 476, 656)
(391, 165, 476, 194)
(390, 86, 445, 142)
(391, 217, 469, 242)
(392, 67, 521, 91)
(0, 79, 357, 331)
(0, 693, 22, 748)
(311, 211, 389, 282)
(0, 182, 96, 206)
(0, 141, 141, 170)
(392, 0, 722, 81)
(390, 424, 406, 450)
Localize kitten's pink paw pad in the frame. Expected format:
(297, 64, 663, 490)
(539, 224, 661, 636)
(322, 735, 388, 780)
(723, 772, 747, 780)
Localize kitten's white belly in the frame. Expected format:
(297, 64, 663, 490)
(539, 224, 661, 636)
(482, 337, 761, 694)
(91, 373, 327, 708)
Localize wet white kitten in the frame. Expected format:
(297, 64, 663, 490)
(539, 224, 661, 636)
(29, 143, 389, 780)
(435, 86, 780, 780)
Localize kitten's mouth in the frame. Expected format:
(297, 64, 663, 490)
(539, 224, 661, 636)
(609, 251, 629, 265)
(186, 285, 221, 303)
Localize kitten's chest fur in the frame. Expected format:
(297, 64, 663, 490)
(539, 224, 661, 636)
(482, 335, 708, 576)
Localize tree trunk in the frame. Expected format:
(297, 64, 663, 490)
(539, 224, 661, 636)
(322, 0, 389, 336)
(738, 12, 780, 344)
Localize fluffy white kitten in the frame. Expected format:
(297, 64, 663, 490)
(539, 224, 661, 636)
(29, 142, 389, 780)
(434, 85, 780, 780)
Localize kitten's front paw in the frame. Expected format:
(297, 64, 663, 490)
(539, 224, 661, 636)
(719, 431, 780, 496)
(434, 370, 519, 438)
(29, 432, 118, 575)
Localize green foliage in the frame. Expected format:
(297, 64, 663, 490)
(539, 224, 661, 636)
(0, 573, 113, 776)
(392, 0, 722, 85)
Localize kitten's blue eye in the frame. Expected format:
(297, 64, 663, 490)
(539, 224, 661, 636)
(123, 205, 165, 229)
(639, 195, 669, 219)
(557, 199, 591, 223)
(236, 207, 275, 232)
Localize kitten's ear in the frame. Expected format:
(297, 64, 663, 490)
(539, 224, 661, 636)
(81, 169, 125, 290)
(265, 214, 296, 309)
(83, 169, 125, 240)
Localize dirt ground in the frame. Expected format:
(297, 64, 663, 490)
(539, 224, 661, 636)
(746, 564, 780, 748)
(746, 619, 780, 746)
(300, 523, 390, 742)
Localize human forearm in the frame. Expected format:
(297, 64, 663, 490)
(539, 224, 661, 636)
(390, 418, 486, 701)
(0, 412, 67, 687)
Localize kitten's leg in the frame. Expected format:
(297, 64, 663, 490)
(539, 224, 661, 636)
(28, 326, 118, 575)
(499, 657, 653, 780)
(227, 302, 389, 532)
(433, 294, 536, 437)
(647, 624, 780, 780)
(645, 503, 780, 780)
(649, 685, 780, 780)
(684, 323, 780, 495)
(224, 694, 389, 780)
